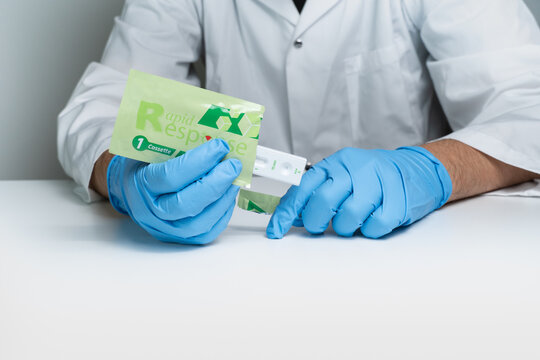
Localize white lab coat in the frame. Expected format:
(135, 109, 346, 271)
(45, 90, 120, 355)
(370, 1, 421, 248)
(58, 0, 540, 202)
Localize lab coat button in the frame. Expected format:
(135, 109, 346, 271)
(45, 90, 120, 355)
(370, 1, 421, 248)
(294, 38, 303, 48)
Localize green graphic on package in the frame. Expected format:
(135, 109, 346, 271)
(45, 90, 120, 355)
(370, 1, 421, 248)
(110, 70, 265, 187)
(237, 189, 281, 215)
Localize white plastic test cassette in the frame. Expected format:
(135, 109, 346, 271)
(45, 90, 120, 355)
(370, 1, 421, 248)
(253, 145, 307, 186)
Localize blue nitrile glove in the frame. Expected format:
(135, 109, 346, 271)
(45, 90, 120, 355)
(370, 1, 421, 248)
(107, 139, 242, 245)
(267, 147, 452, 239)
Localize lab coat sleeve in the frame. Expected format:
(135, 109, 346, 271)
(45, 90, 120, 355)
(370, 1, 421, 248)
(403, 0, 540, 176)
(57, 0, 203, 202)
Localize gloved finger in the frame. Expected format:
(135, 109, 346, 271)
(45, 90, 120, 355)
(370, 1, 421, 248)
(266, 166, 327, 239)
(292, 217, 304, 227)
(150, 158, 242, 220)
(332, 172, 381, 237)
(141, 139, 230, 195)
(360, 169, 406, 239)
(302, 169, 352, 234)
(149, 201, 236, 246)
(167, 185, 239, 238)
(183, 203, 236, 245)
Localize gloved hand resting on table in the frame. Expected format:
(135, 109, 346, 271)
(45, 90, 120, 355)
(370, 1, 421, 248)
(107, 139, 241, 245)
(267, 146, 452, 239)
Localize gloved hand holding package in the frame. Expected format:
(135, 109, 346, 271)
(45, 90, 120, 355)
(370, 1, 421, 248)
(108, 139, 242, 245)
(108, 70, 265, 244)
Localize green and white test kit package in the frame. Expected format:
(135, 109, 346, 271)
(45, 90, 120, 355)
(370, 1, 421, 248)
(110, 69, 264, 187)
(110, 70, 307, 214)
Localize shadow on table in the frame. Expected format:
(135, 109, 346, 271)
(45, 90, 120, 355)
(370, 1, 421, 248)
(55, 199, 203, 253)
(226, 224, 268, 233)
(53, 219, 202, 254)
(226, 221, 413, 241)
(290, 221, 414, 241)
(112, 219, 204, 253)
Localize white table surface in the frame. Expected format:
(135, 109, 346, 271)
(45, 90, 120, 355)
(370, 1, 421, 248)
(0, 179, 539, 360)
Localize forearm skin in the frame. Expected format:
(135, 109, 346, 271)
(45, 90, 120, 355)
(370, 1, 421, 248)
(422, 139, 539, 202)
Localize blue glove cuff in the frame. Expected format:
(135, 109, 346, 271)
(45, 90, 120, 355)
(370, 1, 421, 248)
(106, 155, 129, 215)
(397, 146, 453, 208)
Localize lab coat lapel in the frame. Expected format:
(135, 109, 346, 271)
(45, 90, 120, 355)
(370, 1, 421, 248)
(294, 0, 342, 38)
(253, 0, 299, 26)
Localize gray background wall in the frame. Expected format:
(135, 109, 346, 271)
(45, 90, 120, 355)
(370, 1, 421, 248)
(0, 0, 125, 180)
(527, 0, 540, 23)
(1, 0, 539, 180)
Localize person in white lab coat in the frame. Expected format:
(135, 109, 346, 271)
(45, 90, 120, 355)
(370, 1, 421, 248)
(58, 0, 540, 244)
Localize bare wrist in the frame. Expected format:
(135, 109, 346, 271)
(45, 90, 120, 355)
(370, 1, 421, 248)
(90, 150, 115, 198)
